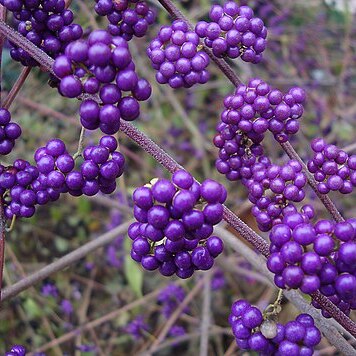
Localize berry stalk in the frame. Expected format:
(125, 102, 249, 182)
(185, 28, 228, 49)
(155, 0, 343, 223)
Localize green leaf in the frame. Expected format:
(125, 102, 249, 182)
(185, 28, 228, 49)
(124, 238, 143, 298)
(55, 237, 69, 252)
(77, 197, 91, 215)
(23, 298, 42, 319)
(50, 206, 63, 222)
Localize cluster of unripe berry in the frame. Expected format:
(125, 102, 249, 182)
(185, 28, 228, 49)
(0, 108, 22, 155)
(128, 170, 226, 278)
(147, 20, 210, 88)
(94, 0, 156, 40)
(195, 3, 267, 63)
(53, 29, 151, 133)
(229, 300, 321, 355)
(308, 138, 356, 194)
(2, 0, 82, 66)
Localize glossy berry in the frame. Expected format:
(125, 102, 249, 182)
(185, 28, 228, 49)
(195, 3, 267, 63)
(94, 0, 156, 41)
(308, 138, 355, 195)
(128, 170, 226, 278)
(53, 29, 152, 134)
(229, 301, 321, 355)
(147, 20, 210, 88)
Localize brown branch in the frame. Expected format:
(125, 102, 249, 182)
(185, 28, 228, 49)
(2, 67, 32, 109)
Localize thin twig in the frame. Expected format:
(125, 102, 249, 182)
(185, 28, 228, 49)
(6, 245, 64, 356)
(147, 278, 205, 354)
(200, 273, 211, 356)
(2, 67, 32, 109)
(73, 126, 86, 160)
(0, 20, 55, 73)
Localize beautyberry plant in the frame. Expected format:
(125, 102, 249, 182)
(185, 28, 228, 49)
(0, 0, 355, 353)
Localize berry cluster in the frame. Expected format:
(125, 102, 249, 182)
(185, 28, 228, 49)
(311, 219, 356, 317)
(214, 120, 307, 231)
(2, 0, 82, 66)
(1, 159, 42, 219)
(214, 121, 265, 181)
(77, 136, 125, 196)
(267, 208, 322, 294)
(128, 170, 226, 278)
(307, 138, 356, 194)
(1, 139, 74, 219)
(0, 108, 22, 155)
(267, 211, 356, 315)
(249, 160, 308, 231)
(5, 345, 26, 356)
(219, 78, 306, 144)
(94, 0, 156, 40)
(53, 29, 151, 133)
(229, 300, 321, 355)
(195, 2, 267, 63)
(147, 20, 210, 88)
(0, 136, 125, 219)
(34, 138, 74, 193)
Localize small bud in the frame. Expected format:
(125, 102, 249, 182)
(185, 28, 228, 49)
(150, 177, 159, 186)
(260, 320, 278, 339)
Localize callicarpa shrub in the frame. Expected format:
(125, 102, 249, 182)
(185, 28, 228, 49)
(0, 0, 355, 354)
